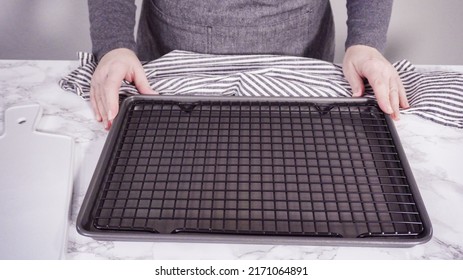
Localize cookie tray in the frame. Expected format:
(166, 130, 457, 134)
(77, 95, 432, 247)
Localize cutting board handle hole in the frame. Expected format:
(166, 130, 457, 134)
(17, 118, 27, 125)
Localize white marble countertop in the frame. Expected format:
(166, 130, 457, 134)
(0, 60, 462, 260)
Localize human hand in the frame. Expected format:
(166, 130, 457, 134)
(342, 45, 409, 120)
(90, 48, 157, 129)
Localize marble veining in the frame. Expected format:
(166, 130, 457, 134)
(0, 60, 462, 260)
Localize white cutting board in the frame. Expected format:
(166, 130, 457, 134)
(0, 104, 74, 259)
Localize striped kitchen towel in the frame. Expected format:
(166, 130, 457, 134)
(59, 50, 463, 128)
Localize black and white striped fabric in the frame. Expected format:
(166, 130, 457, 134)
(59, 51, 463, 128)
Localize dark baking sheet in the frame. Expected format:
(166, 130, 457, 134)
(77, 96, 432, 246)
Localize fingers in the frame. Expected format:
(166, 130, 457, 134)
(370, 74, 408, 120)
(389, 80, 400, 120)
(369, 74, 394, 116)
(389, 77, 410, 120)
(104, 67, 128, 123)
(397, 77, 409, 109)
(343, 62, 365, 97)
(91, 66, 125, 130)
(132, 65, 157, 95)
(378, 68, 409, 120)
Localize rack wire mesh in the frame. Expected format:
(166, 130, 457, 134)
(80, 97, 431, 243)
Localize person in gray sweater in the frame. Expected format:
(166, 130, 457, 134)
(88, 0, 408, 129)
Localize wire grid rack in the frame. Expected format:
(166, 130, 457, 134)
(82, 97, 430, 242)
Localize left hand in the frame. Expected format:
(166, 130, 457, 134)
(342, 45, 409, 120)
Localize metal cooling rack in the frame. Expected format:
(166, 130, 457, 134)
(77, 96, 432, 246)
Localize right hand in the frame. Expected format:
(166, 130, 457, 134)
(90, 48, 157, 130)
(342, 45, 409, 121)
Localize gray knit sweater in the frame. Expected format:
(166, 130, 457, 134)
(88, 0, 392, 61)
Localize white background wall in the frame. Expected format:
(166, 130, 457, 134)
(1, 0, 462, 65)
(0, 1, 90, 60)
(331, 0, 463, 64)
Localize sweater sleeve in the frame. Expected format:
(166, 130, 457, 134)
(345, 0, 393, 53)
(88, 0, 137, 61)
